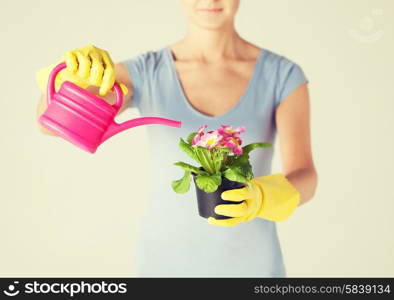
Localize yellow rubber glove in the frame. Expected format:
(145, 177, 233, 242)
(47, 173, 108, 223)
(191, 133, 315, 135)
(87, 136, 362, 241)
(36, 45, 128, 96)
(208, 173, 300, 226)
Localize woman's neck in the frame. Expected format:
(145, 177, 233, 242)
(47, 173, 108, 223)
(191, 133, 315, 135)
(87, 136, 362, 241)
(174, 23, 248, 62)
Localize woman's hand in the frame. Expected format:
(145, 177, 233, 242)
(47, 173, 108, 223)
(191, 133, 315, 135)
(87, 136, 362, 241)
(208, 173, 301, 226)
(36, 45, 128, 96)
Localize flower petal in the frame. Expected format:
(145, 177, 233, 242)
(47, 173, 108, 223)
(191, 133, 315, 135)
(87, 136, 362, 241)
(234, 126, 246, 133)
(197, 125, 207, 134)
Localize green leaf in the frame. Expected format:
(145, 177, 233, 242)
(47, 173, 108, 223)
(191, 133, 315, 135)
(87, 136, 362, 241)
(173, 161, 207, 175)
(187, 132, 198, 145)
(211, 149, 225, 173)
(232, 153, 250, 166)
(223, 149, 255, 182)
(241, 161, 254, 180)
(225, 155, 237, 166)
(223, 167, 248, 183)
(195, 173, 222, 193)
(171, 170, 192, 194)
(195, 146, 215, 174)
(242, 142, 272, 155)
(219, 147, 232, 152)
(179, 138, 198, 161)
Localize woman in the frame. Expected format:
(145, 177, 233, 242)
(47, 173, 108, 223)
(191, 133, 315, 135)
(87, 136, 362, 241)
(36, 0, 317, 277)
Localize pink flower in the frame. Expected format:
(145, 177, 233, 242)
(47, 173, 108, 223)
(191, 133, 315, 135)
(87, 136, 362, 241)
(217, 125, 245, 155)
(220, 136, 243, 155)
(192, 125, 207, 145)
(194, 130, 223, 149)
(217, 125, 245, 137)
(192, 124, 246, 155)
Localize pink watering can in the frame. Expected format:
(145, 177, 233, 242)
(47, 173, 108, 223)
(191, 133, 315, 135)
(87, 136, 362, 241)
(39, 62, 182, 153)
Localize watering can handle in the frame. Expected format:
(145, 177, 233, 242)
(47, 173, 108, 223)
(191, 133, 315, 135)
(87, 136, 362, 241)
(47, 62, 123, 111)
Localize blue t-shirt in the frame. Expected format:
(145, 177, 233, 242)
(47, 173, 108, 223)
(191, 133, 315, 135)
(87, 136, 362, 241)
(121, 46, 308, 277)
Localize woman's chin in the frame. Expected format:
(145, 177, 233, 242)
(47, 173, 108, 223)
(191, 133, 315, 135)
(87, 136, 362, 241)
(192, 19, 231, 31)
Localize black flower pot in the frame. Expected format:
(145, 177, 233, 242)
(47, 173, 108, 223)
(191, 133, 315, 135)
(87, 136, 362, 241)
(191, 168, 245, 219)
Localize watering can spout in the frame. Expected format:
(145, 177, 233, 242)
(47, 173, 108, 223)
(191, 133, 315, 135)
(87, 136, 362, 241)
(101, 117, 182, 144)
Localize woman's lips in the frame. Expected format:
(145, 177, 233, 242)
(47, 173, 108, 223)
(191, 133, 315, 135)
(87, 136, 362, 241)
(198, 8, 223, 13)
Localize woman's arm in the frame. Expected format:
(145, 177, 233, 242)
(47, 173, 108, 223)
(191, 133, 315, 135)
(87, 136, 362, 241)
(275, 82, 318, 206)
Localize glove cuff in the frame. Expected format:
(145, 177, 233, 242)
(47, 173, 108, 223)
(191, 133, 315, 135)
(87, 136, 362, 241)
(251, 173, 300, 222)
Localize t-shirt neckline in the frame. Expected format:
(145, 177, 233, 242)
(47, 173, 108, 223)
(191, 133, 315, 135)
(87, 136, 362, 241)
(165, 46, 268, 120)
